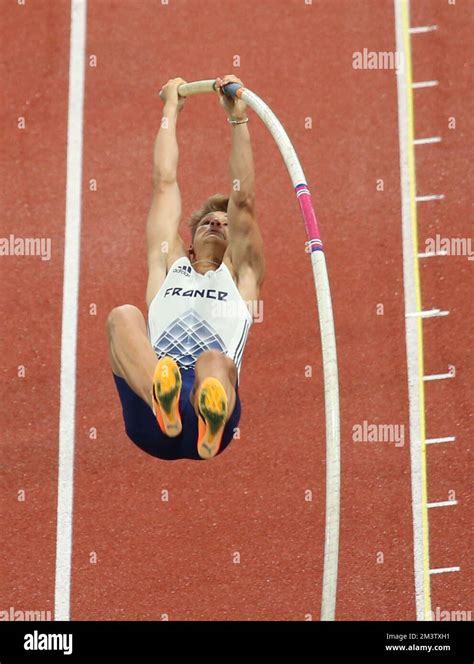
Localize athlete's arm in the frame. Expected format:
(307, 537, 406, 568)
(146, 78, 187, 307)
(216, 75, 265, 296)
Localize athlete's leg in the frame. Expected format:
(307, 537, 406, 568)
(106, 305, 156, 409)
(190, 350, 238, 422)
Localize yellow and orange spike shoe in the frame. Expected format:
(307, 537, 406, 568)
(152, 357, 182, 437)
(196, 377, 229, 459)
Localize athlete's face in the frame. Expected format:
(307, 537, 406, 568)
(193, 211, 229, 250)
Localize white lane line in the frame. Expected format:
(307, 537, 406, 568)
(406, 309, 450, 318)
(414, 137, 442, 145)
(427, 500, 458, 508)
(412, 80, 439, 89)
(426, 436, 456, 445)
(409, 25, 438, 34)
(418, 250, 448, 258)
(54, 0, 87, 622)
(423, 372, 454, 381)
(394, 0, 431, 622)
(416, 194, 445, 202)
(429, 567, 461, 575)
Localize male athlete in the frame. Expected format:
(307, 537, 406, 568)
(107, 75, 265, 461)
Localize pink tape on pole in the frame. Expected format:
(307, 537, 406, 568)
(295, 184, 323, 251)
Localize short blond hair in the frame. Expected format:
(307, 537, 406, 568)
(188, 193, 229, 240)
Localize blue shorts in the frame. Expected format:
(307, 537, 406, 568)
(112, 369, 241, 461)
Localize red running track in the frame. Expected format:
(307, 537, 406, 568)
(1, 0, 472, 622)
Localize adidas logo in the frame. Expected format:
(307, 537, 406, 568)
(172, 265, 192, 277)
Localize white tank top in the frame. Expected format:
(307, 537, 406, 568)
(148, 256, 253, 383)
